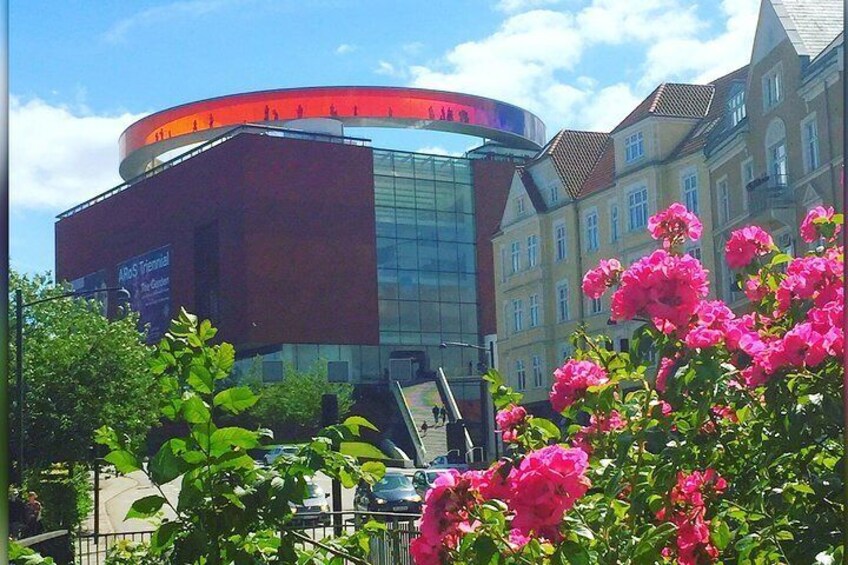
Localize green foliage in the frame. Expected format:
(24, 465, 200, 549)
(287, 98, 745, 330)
(26, 464, 92, 532)
(9, 270, 160, 473)
(104, 540, 163, 565)
(247, 361, 355, 441)
(9, 540, 56, 565)
(97, 309, 386, 564)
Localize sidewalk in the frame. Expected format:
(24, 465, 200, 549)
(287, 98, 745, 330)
(83, 470, 179, 534)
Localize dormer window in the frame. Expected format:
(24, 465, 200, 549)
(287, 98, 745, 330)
(549, 183, 559, 204)
(728, 89, 746, 126)
(624, 132, 644, 163)
(515, 196, 526, 216)
(762, 66, 782, 110)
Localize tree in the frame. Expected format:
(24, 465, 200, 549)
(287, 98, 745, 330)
(247, 361, 354, 441)
(9, 271, 161, 473)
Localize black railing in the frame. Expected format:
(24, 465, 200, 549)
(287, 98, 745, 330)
(747, 173, 794, 214)
(74, 512, 420, 565)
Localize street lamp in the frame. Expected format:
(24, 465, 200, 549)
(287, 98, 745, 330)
(439, 340, 498, 461)
(14, 286, 130, 481)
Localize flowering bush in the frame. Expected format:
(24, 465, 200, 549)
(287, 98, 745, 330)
(413, 204, 844, 564)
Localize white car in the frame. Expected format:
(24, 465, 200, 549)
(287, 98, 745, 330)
(264, 444, 299, 465)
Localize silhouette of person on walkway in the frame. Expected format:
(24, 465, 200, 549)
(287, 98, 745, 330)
(208, 114, 214, 128)
(272, 109, 279, 121)
(297, 104, 304, 118)
(420, 421, 429, 436)
(428, 106, 435, 120)
(353, 105, 358, 116)
(432, 405, 440, 424)
(440, 107, 446, 120)
(193, 120, 198, 132)
(264, 105, 270, 121)
(440, 407, 447, 425)
(330, 104, 337, 117)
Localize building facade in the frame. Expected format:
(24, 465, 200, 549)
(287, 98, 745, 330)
(492, 0, 843, 410)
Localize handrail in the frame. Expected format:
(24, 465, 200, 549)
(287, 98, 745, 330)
(390, 381, 428, 467)
(17, 529, 69, 547)
(56, 124, 371, 220)
(287, 530, 370, 565)
(465, 446, 484, 464)
(436, 369, 475, 454)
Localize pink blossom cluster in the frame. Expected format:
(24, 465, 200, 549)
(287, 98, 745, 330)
(647, 202, 703, 249)
(701, 405, 739, 434)
(610, 249, 710, 334)
(655, 356, 680, 393)
(656, 469, 727, 565)
(800, 205, 842, 243)
(495, 404, 528, 443)
(582, 259, 623, 299)
(775, 254, 843, 315)
(725, 226, 774, 269)
(571, 410, 626, 454)
(411, 446, 591, 564)
(549, 359, 609, 413)
(683, 300, 736, 349)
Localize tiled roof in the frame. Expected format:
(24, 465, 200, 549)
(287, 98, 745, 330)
(538, 129, 610, 198)
(669, 65, 749, 159)
(775, 0, 843, 58)
(517, 166, 548, 213)
(579, 139, 615, 197)
(612, 83, 716, 133)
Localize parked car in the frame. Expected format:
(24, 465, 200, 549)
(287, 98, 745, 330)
(291, 480, 331, 526)
(264, 444, 299, 466)
(354, 471, 422, 514)
(412, 469, 453, 498)
(428, 455, 469, 471)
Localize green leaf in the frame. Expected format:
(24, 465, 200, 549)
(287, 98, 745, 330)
(529, 417, 561, 441)
(150, 439, 191, 484)
(472, 536, 498, 565)
(187, 363, 214, 394)
(94, 426, 121, 451)
(214, 342, 236, 377)
(182, 395, 211, 424)
(150, 521, 180, 552)
(343, 415, 379, 434)
(769, 253, 792, 268)
(711, 519, 732, 550)
(104, 450, 142, 474)
(213, 386, 258, 414)
(361, 461, 386, 482)
(126, 495, 166, 520)
(557, 540, 590, 565)
(209, 427, 260, 456)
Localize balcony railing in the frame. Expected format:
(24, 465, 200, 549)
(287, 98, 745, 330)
(746, 173, 794, 214)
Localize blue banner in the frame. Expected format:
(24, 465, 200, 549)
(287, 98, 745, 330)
(118, 246, 171, 342)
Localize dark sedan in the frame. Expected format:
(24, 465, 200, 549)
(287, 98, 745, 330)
(354, 472, 422, 514)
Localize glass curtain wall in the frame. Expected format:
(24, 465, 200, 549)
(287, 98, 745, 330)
(373, 149, 481, 376)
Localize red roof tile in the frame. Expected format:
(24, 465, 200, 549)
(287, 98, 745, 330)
(537, 129, 610, 198)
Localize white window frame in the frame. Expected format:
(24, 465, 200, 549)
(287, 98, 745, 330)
(590, 296, 603, 315)
(532, 355, 543, 388)
(556, 282, 570, 322)
(529, 294, 540, 328)
(585, 209, 599, 252)
(527, 234, 539, 268)
(729, 89, 746, 126)
(762, 64, 783, 111)
(554, 223, 567, 262)
(549, 182, 560, 205)
(516, 359, 526, 390)
(801, 114, 820, 174)
(681, 169, 699, 215)
(610, 203, 620, 243)
(515, 195, 526, 216)
(624, 131, 644, 163)
(717, 176, 729, 224)
(512, 299, 523, 332)
(511, 240, 521, 274)
(628, 186, 649, 231)
(685, 244, 702, 261)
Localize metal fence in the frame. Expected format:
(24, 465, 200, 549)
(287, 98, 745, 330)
(74, 512, 419, 565)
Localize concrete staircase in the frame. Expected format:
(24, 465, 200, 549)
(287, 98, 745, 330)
(400, 380, 449, 464)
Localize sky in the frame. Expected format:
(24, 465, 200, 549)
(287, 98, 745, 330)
(9, 0, 761, 275)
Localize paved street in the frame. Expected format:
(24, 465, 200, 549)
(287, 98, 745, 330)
(84, 466, 418, 534)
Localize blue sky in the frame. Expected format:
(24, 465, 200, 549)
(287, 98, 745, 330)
(9, 0, 760, 275)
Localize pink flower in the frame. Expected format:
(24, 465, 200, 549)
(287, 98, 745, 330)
(659, 470, 727, 564)
(725, 226, 774, 269)
(410, 537, 442, 565)
(466, 463, 512, 502)
(655, 356, 678, 392)
(507, 529, 531, 550)
(509, 445, 590, 537)
(775, 255, 843, 314)
(647, 202, 703, 249)
(496, 404, 528, 443)
(571, 410, 626, 454)
(775, 322, 829, 369)
(582, 259, 623, 299)
(800, 206, 842, 243)
(711, 405, 738, 424)
(683, 300, 735, 349)
(550, 359, 609, 412)
(610, 249, 710, 334)
(414, 470, 480, 564)
(744, 277, 768, 302)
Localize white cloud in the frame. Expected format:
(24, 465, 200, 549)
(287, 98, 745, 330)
(103, 0, 241, 43)
(375, 60, 403, 77)
(10, 96, 148, 211)
(402, 42, 425, 55)
(416, 146, 463, 157)
(335, 43, 356, 55)
(401, 0, 759, 136)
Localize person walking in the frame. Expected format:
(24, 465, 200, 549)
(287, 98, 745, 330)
(440, 406, 448, 425)
(420, 421, 429, 436)
(432, 405, 440, 424)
